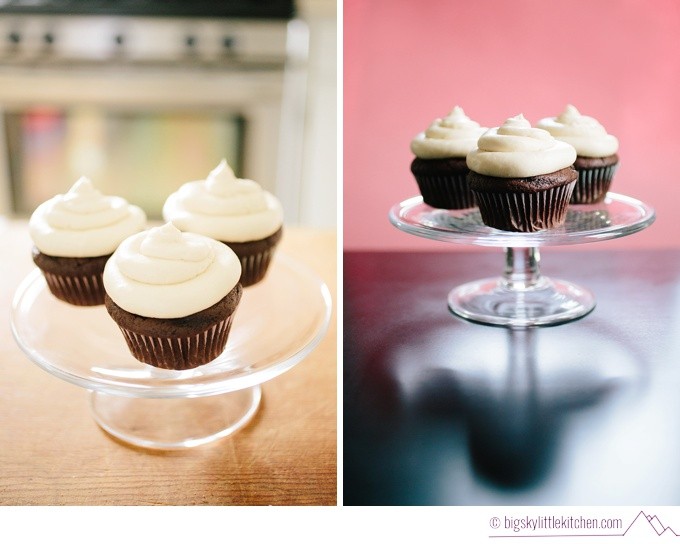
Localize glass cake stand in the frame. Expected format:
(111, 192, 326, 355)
(11, 253, 332, 450)
(389, 192, 655, 327)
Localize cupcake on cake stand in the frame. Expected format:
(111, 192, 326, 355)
(389, 192, 655, 327)
(11, 254, 331, 449)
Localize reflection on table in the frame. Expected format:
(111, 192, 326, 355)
(344, 249, 680, 505)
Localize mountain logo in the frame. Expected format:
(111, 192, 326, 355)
(623, 511, 679, 538)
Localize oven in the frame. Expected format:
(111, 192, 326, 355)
(0, 0, 309, 221)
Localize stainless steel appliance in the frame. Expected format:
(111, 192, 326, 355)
(0, 0, 308, 220)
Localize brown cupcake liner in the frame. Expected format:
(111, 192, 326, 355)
(413, 171, 476, 209)
(570, 164, 618, 204)
(116, 314, 236, 370)
(472, 181, 576, 233)
(42, 271, 106, 306)
(32, 248, 109, 306)
(223, 228, 282, 287)
(237, 247, 276, 287)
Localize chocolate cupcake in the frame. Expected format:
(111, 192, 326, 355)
(103, 223, 242, 370)
(467, 114, 577, 232)
(162, 159, 283, 287)
(29, 177, 146, 306)
(537, 105, 619, 203)
(410, 106, 487, 209)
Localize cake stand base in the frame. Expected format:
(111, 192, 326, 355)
(89, 385, 262, 450)
(448, 277, 595, 327)
(447, 247, 595, 327)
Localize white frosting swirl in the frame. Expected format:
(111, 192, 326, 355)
(466, 114, 577, 178)
(410, 106, 488, 159)
(103, 223, 241, 318)
(162, 159, 283, 242)
(536, 104, 619, 158)
(29, 177, 146, 257)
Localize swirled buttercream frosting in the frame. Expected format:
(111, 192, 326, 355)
(536, 104, 619, 158)
(103, 223, 241, 318)
(466, 114, 577, 178)
(29, 177, 146, 257)
(410, 106, 488, 159)
(162, 159, 283, 242)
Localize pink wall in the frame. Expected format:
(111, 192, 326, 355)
(343, 0, 679, 252)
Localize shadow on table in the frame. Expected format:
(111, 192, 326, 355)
(343, 317, 647, 504)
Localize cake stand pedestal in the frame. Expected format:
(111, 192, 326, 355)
(389, 192, 655, 327)
(89, 387, 262, 450)
(11, 254, 332, 450)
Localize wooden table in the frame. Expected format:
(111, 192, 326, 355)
(0, 219, 337, 506)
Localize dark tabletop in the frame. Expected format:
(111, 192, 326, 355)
(343, 248, 680, 506)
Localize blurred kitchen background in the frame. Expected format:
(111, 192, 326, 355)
(0, 0, 336, 228)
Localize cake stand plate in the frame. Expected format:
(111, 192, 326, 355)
(11, 253, 332, 449)
(389, 192, 655, 327)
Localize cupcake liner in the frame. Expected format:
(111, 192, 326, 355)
(413, 171, 476, 209)
(42, 271, 106, 306)
(473, 181, 576, 233)
(225, 228, 282, 287)
(32, 248, 109, 306)
(570, 164, 618, 204)
(117, 314, 236, 370)
(237, 247, 277, 287)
